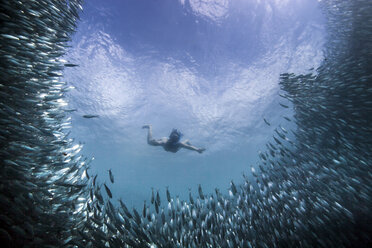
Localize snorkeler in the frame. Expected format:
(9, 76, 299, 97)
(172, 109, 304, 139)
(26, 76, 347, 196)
(142, 125, 206, 154)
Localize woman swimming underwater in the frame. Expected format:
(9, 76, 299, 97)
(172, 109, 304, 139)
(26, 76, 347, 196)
(142, 125, 206, 154)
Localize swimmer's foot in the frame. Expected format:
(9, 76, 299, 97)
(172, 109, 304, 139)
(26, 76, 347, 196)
(142, 124, 151, 129)
(197, 148, 206, 154)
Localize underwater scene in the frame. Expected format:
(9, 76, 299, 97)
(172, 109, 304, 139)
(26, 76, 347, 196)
(0, 0, 371, 247)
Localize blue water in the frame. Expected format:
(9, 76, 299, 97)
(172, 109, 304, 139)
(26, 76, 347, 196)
(64, 0, 325, 208)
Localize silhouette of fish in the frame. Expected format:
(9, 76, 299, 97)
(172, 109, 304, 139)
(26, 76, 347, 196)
(82, 114, 99, 118)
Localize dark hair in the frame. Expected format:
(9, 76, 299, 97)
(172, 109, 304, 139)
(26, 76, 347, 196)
(168, 129, 182, 143)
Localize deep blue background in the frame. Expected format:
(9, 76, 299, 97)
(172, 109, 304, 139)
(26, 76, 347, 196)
(64, 0, 325, 208)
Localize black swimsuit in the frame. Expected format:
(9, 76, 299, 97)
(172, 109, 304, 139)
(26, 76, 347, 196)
(163, 141, 181, 153)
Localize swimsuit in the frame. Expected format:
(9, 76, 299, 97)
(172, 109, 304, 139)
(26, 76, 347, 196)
(163, 141, 181, 153)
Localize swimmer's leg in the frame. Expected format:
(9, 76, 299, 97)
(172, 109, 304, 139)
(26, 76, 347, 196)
(142, 124, 154, 144)
(142, 124, 164, 146)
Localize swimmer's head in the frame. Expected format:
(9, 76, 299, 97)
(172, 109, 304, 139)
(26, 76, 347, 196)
(169, 129, 182, 143)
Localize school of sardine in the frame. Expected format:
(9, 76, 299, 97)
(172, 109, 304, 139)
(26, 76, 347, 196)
(0, 0, 371, 247)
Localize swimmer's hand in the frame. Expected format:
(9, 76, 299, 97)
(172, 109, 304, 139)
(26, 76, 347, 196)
(142, 124, 151, 129)
(198, 148, 206, 154)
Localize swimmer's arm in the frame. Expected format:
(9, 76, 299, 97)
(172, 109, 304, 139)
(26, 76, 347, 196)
(179, 142, 206, 153)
